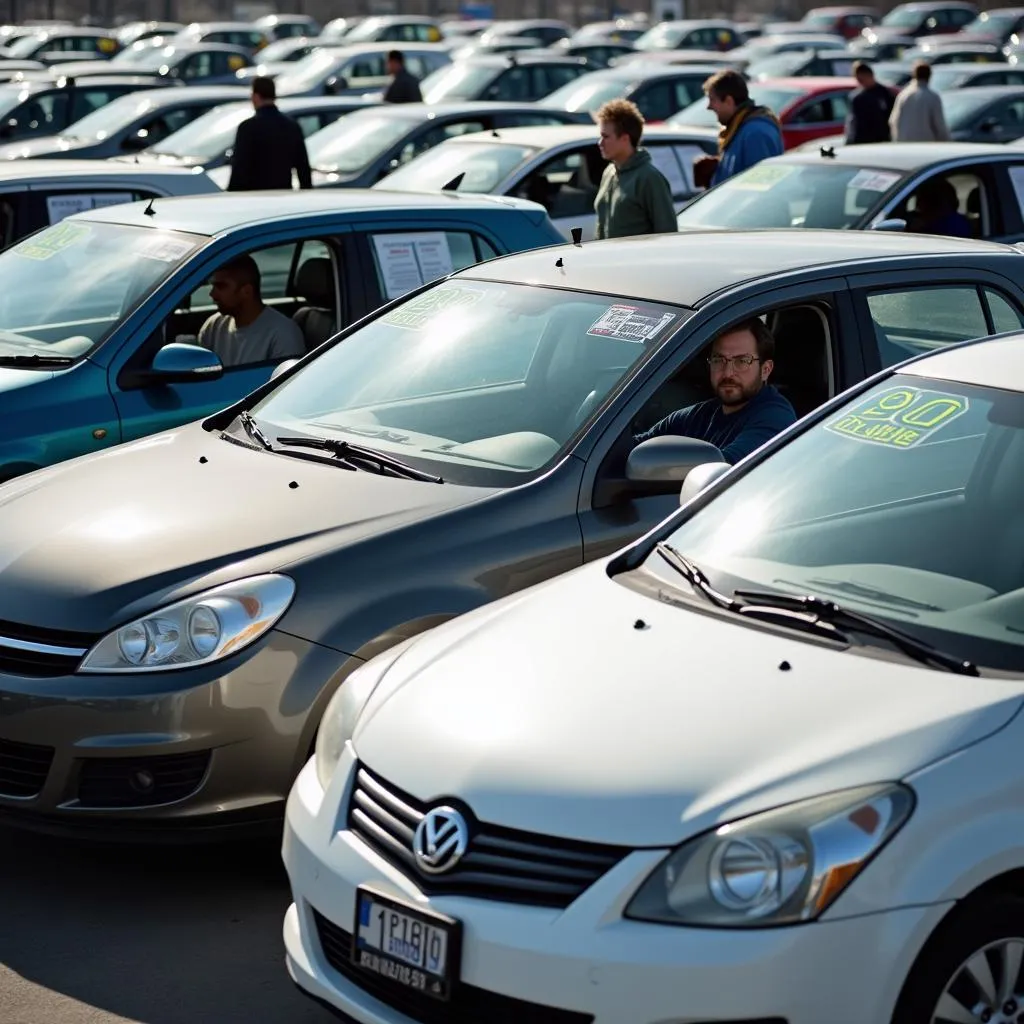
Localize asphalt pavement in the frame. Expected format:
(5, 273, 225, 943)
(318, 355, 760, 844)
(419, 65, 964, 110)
(0, 825, 337, 1024)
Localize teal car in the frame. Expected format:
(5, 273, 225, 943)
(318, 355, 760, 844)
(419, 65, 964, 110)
(0, 190, 562, 481)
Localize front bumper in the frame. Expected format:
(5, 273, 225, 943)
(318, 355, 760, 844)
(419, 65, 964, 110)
(0, 629, 353, 838)
(283, 754, 951, 1024)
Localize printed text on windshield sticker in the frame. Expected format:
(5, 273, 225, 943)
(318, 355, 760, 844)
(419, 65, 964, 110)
(587, 305, 676, 344)
(381, 285, 487, 330)
(825, 386, 969, 449)
(14, 221, 91, 261)
(847, 169, 902, 193)
(729, 164, 795, 192)
(139, 235, 196, 263)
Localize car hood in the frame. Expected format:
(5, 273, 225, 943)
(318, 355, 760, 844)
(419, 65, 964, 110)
(47, 60, 111, 75)
(0, 134, 86, 159)
(354, 562, 1024, 847)
(0, 423, 486, 634)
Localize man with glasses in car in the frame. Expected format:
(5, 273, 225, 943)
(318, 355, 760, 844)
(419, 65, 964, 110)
(635, 318, 796, 464)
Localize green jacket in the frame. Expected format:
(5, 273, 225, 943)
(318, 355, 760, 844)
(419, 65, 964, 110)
(594, 148, 678, 240)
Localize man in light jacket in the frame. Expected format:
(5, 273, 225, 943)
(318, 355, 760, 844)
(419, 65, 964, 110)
(889, 62, 950, 142)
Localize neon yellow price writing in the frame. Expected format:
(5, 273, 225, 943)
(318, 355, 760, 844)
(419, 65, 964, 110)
(826, 386, 969, 449)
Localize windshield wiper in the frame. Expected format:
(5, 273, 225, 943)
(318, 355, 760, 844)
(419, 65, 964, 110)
(655, 543, 740, 611)
(734, 588, 979, 676)
(276, 435, 443, 483)
(238, 411, 273, 451)
(803, 577, 944, 613)
(0, 353, 73, 366)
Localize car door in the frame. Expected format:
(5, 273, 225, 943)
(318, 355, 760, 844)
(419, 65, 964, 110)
(576, 278, 856, 560)
(971, 97, 1024, 143)
(784, 90, 851, 148)
(110, 230, 353, 443)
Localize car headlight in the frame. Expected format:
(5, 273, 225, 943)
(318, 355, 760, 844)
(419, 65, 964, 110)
(79, 575, 295, 674)
(626, 783, 913, 927)
(314, 643, 410, 791)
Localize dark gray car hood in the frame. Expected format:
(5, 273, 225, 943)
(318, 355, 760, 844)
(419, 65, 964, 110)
(0, 423, 487, 633)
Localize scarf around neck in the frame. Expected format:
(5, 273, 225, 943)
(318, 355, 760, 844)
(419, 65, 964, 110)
(719, 100, 781, 154)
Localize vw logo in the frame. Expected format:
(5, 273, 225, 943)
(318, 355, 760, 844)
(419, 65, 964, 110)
(412, 806, 469, 875)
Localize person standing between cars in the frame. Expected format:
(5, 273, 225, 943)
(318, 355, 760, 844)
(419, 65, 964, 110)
(593, 99, 677, 239)
(198, 255, 306, 368)
(693, 70, 784, 189)
(635, 319, 796, 464)
(383, 50, 422, 103)
(889, 61, 950, 142)
(227, 76, 312, 191)
(845, 61, 894, 144)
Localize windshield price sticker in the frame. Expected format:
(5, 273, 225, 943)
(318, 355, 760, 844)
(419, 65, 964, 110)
(729, 164, 795, 192)
(381, 285, 486, 330)
(847, 169, 902, 192)
(826, 386, 969, 448)
(587, 305, 676, 344)
(138, 234, 197, 263)
(13, 221, 91, 261)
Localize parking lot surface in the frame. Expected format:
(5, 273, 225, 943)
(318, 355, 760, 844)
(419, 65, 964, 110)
(0, 826, 335, 1024)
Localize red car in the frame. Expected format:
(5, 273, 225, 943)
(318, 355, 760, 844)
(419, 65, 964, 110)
(800, 5, 880, 38)
(670, 76, 867, 150)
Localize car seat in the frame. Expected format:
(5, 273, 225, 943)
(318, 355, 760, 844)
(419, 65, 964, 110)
(768, 306, 831, 418)
(292, 257, 336, 352)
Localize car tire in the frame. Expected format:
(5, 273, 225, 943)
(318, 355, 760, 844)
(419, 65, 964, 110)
(892, 894, 1024, 1024)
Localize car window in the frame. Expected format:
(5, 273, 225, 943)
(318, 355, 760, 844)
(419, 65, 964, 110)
(182, 52, 213, 79)
(348, 55, 386, 80)
(489, 66, 530, 101)
(398, 119, 485, 164)
(951, 7, 977, 26)
(988, 288, 1024, 332)
(649, 142, 699, 196)
(544, 64, 585, 93)
(368, 229, 497, 301)
(12, 91, 68, 137)
(865, 286, 1005, 366)
(790, 94, 847, 125)
(517, 148, 602, 219)
(73, 88, 123, 121)
(637, 82, 676, 122)
(376, 140, 537, 193)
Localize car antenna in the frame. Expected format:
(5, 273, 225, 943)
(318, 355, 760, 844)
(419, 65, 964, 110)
(491, 128, 500, 137)
(820, 145, 836, 159)
(143, 197, 156, 216)
(441, 171, 465, 191)
(570, 226, 583, 246)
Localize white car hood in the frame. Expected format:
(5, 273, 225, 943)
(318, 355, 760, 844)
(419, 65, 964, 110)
(354, 563, 1024, 847)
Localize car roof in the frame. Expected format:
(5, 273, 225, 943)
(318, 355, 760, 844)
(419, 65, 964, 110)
(180, 22, 265, 32)
(162, 41, 252, 54)
(892, 1, 977, 9)
(115, 84, 249, 105)
(456, 229, 1013, 307)
(780, 140, 1011, 168)
(0, 158, 209, 180)
(24, 75, 170, 88)
(904, 333, 1024, 389)
(358, 14, 440, 24)
(317, 41, 450, 54)
(25, 26, 114, 37)
(459, 52, 588, 66)
(442, 123, 721, 147)
(336, 100, 584, 119)
(73, 188, 548, 234)
(580, 62, 730, 80)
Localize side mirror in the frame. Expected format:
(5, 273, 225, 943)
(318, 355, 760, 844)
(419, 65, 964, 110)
(125, 343, 223, 388)
(271, 357, 299, 380)
(870, 217, 908, 231)
(625, 435, 726, 487)
(679, 461, 732, 506)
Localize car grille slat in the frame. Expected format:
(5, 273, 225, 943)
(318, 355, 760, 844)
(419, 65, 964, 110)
(0, 738, 54, 798)
(347, 766, 628, 909)
(0, 618, 98, 678)
(312, 910, 593, 1024)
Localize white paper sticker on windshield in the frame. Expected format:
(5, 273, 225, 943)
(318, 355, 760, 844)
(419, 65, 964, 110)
(373, 232, 456, 300)
(381, 285, 486, 330)
(46, 192, 134, 225)
(728, 164, 795, 192)
(13, 221, 91, 260)
(825, 385, 969, 449)
(587, 305, 676, 344)
(138, 234, 197, 263)
(847, 169, 902, 193)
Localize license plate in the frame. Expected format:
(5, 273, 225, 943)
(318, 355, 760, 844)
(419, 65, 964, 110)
(351, 886, 461, 1001)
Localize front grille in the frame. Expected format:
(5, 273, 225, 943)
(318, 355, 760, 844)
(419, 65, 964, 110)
(313, 910, 594, 1024)
(348, 766, 627, 909)
(77, 751, 211, 808)
(0, 737, 54, 797)
(0, 617, 96, 678)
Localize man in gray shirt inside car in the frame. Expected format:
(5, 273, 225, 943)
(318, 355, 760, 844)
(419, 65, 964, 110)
(198, 254, 306, 368)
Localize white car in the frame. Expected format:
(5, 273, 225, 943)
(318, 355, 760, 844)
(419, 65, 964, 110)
(284, 331, 1024, 1024)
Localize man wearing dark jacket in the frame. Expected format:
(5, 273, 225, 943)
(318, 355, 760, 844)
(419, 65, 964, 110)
(383, 50, 422, 103)
(227, 77, 312, 191)
(845, 61, 894, 144)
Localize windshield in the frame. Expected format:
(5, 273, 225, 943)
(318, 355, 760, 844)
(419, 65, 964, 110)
(669, 85, 803, 126)
(928, 65, 971, 88)
(421, 62, 498, 101)
(881, 6, 925, 27)
(259, 38, 306, 61)
(148, 100, 249, 158)
(376, 140, 538, 192)
(344, 17, 387, 42)
(746, 51, 814, 77)
(634, 23, 689, 50)
(306, 111, 417, 173)
(113, 44, 175, 70)
(0, 222, 203, 358)
(540, 73, 632, 110)
(7, 34, 45, 57)
(964, 12, 1017, 34)
(678, 161, 900, 229)
(61, 93, 157, 140)
(940, 89, 999, 125)
(252, 280, 688, 484)
(653, 374, 1024, 672)
(275, 49, 344, 93)
(802, 11, 840, 28)
(0, 86, 42, 121)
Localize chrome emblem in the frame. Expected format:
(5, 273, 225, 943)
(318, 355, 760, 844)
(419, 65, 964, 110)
(412, 806, 469, 875)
